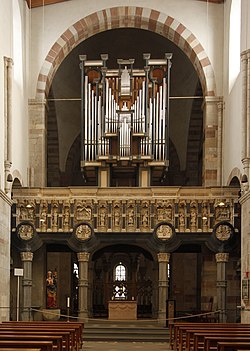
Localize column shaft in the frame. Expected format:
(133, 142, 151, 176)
(215, 252, 229, 323)
(77, 252, 90, 321)
(20, 252, 33, 321)
(157, 252, 170, 325)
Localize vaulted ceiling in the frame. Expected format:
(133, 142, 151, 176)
(25, 0, 224, 9)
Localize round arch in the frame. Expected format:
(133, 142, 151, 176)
(36, 6, 216, 99)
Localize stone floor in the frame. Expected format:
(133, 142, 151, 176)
(82, 341, 170, 351)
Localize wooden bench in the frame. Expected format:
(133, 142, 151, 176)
(187, 328, 250, 351)
(1, 321, 83, 351)
(0, 335, 63, 351)
(192, 332, 250, 351)
(217, 341, 250, 351)
(204, 336, 250, 351)
(0, 327, 71, 351)
(0, 341, 53, 351)
(171, 323, 250, 351)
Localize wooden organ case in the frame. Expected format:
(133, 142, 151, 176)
(79, 53, 172, 186)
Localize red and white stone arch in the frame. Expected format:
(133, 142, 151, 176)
(36, 6, 216, 99)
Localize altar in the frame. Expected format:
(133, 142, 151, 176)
(108, 300, 137, 320)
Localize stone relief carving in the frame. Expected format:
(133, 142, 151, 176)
(127, 201, 135, 228)
(18, 223, 34, 241)
(40, 201, 48, 230)
(141, 201, 149, 229)
(156, 224, 173, 240)
(113, 201, 121, 229)
(190, 201, 197, 229)
(51, 202, 59, 230)
(63, 203, 70, 230)
(98, 203, 107, 228)
(75, 224, 91, 241)
(215, 200, 230, 222)
(202, 202, 209, 228)
(156, 200, 173, 223)
(178, 201, 186, 229)
(75, 201, 92, 222)
(215, 224, 233, 241)
(14, 198, 237, 234)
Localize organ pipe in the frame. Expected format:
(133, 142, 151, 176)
(80, 53, 172, 165)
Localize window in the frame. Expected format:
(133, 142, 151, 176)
(115, 263, 126, 281)
(113, 263, 127, 300)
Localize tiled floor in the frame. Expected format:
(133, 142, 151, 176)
(83, 341, 170, 351)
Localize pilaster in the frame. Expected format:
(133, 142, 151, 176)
(28, 99, 48, 187)
(202, 96, 224, 186)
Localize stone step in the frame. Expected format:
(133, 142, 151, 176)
(83, 319, 169, 342)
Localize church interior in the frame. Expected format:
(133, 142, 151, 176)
(1, 0, 250, 332)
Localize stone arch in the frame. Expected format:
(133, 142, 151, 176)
(226, 167, 242, 186)
(36, 6, 216, 99)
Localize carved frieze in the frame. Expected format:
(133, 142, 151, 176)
(13, 195, 238, 235)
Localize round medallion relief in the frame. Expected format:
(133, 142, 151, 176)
(18, 224, 34, 241)
(156, 224, 173, 240)
(75, 224, 92, 241)
(215, 224, 233, 241)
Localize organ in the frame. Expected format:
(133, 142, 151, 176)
(79, 53, 172, 183)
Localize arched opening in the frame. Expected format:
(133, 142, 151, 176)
(47, 28, 203, 187)
(91, 244, 155, 318)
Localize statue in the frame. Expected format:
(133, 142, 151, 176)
(46, 269, 57, 308)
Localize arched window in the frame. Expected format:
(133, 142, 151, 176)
(115, 263, 126, 281)
(113, 263, 127, 300)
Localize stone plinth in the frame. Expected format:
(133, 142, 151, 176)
(42, 308, 60, 321)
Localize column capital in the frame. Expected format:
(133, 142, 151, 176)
(215, 252, 229, 263)
(157, 252, 171, 263)
(20, 251, 33, 262)
(77, 252, 90, 262)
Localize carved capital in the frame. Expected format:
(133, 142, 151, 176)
(20, 251, 33, 262)
(215, 252, 229, 263)
(77, 252, 90, 262)
(157, 252, 171, 263)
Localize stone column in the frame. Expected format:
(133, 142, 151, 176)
(241, 50, 250, 182)
(77, 252, 90, 321)
(4, 57, 13, 194)
(157, 252, 170, 325)
(215, 252, 229, 323)
(28, 99, 48, 187)
(239, 191, 250, 322)
(202, 96, 223, 186)
(20, 251, 33, 321)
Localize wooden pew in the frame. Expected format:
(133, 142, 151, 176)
(192, 332, 250, 351)
(172, 323, 250, 351)
(0, 341, 53, 351)
(187, 328, 250, 351)
(204, 336, 250, 351)
(1, 321, 83, 351)
(0, 327, 71, 351)
(0, 335, 62, 351)
(217, 342, 250, 351)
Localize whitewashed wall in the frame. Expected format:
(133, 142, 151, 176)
(29, 0, 224, 97)
(223, 0, 243, 184)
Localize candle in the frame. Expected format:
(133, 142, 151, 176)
(67, 297, 70, 308)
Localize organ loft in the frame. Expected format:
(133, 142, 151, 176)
(79, 53, 172, 187)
